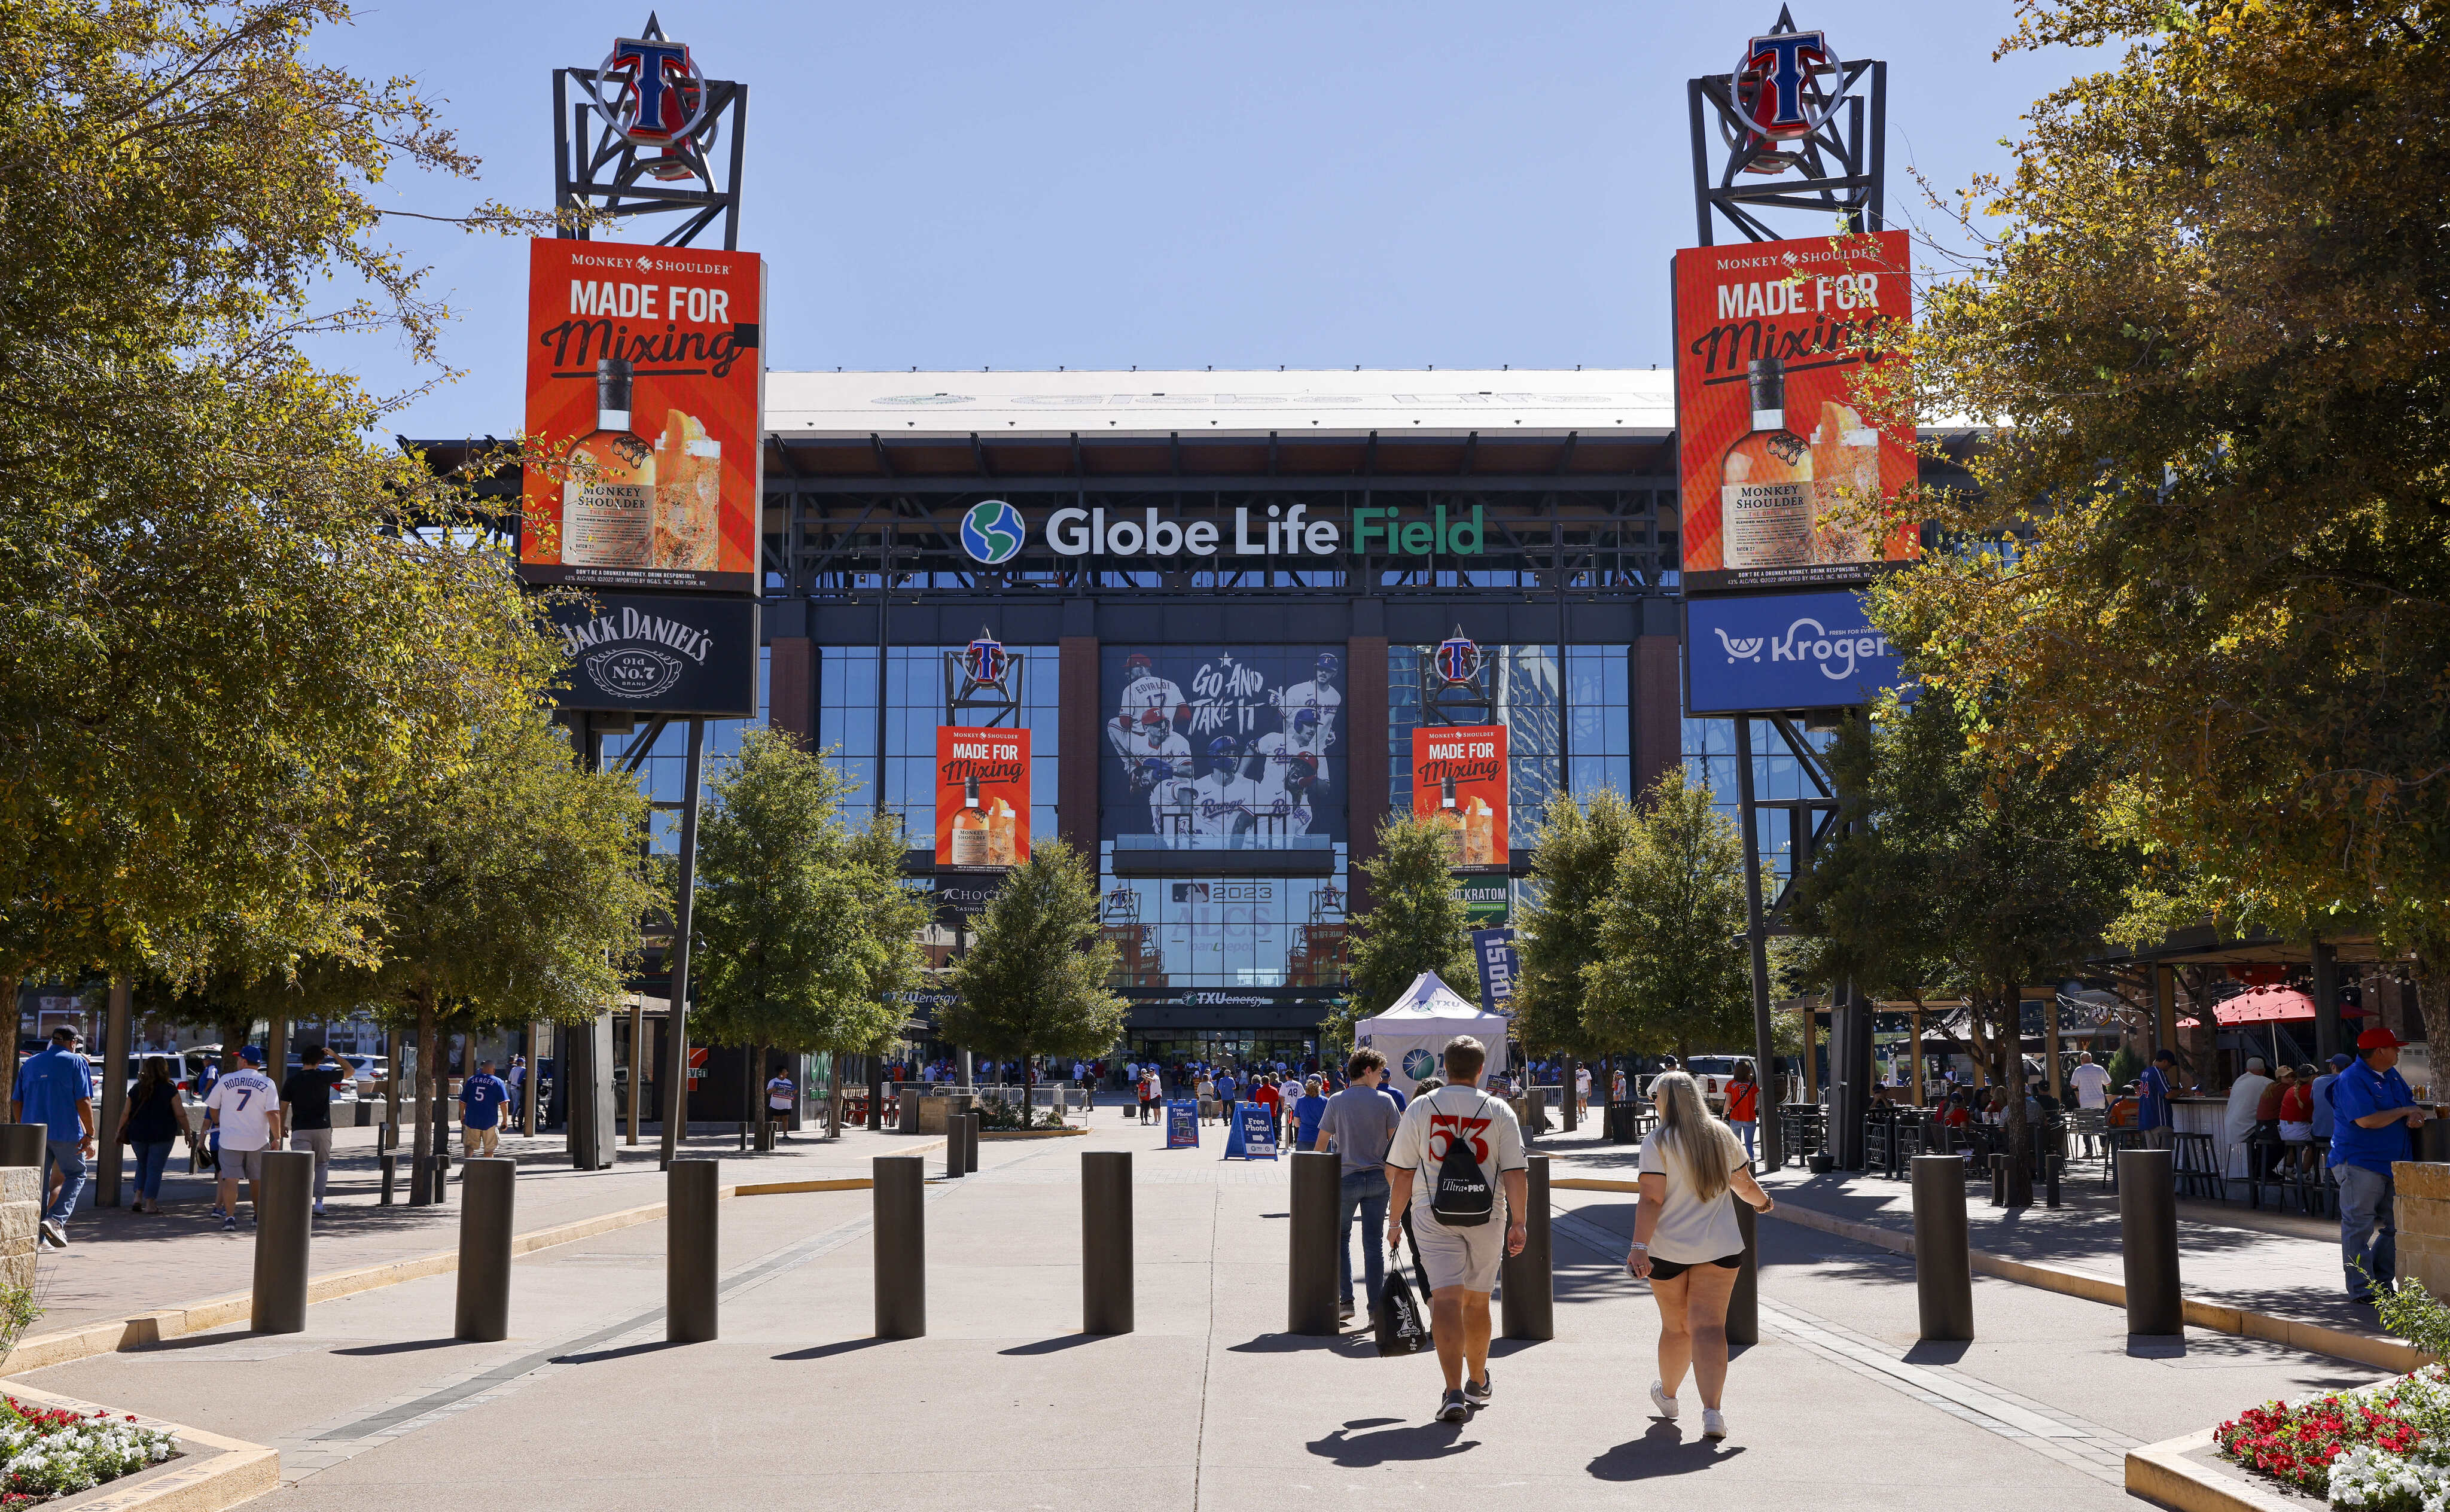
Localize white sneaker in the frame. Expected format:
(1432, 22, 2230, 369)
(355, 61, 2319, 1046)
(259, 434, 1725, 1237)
(1702, 1408, 1728, 1440)
(1649, 1380, 1679, 1420)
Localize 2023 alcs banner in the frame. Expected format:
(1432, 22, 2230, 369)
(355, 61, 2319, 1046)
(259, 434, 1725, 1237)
(520, 239, 766, 596)
(1672, 229, 1916, 593)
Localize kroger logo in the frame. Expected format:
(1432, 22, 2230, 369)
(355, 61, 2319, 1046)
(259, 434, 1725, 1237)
(960, 500, 1024, 565)
(1717, 616, 1891, 682)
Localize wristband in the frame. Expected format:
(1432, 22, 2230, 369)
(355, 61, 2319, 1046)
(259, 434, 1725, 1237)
(1628, 1242, 1648, 1251)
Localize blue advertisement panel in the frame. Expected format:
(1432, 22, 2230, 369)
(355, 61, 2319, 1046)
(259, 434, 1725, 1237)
(1221, 1102, 1279, 1160)
(1471, 928, 1519, 1016)
(1165, 1100, 1200, 1148)
(1101, 645, 1346, 846)
(1683, 590, 1910, 715)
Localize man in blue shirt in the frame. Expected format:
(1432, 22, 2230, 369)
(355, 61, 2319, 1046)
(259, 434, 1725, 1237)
(2328, 1027, 2430, 1303)
(11, 1027, 95, 1248)
(2137, 1050, 2177, 1150)
(2311, 1051, 2354, 1142)
(459, 1060, 511, 1159)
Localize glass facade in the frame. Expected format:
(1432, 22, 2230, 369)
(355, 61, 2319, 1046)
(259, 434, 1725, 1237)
(633, 648, 772, 853)
(817, 645, 1061, 843)
(1388, 644, 1633, 818)
(1093, 874, 1351, 992)
(1681, 716, 1835, 888)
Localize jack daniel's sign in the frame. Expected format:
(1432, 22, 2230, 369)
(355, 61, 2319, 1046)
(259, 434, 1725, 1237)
(546, 591, 757, 715)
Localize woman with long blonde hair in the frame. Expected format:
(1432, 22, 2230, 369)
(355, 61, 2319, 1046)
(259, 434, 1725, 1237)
(1628, 1071, 1775, 1441)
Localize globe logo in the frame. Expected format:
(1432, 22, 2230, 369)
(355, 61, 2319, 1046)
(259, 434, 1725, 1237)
(961, 499, 1024, 565)
(1401, 1048, 1437, 1081)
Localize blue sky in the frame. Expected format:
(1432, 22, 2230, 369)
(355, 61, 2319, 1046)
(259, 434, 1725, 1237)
(305, 2, 2098, 440)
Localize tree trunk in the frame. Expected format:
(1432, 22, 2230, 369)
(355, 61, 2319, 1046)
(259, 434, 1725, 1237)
(2407, 931, 2450, 1097)
(412, 999, 436, 1205)
(1995, 987, 2034, 1207)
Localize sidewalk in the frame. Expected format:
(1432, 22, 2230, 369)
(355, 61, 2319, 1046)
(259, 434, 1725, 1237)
(21, 1117, 947, 1342)
(1533, 1122, 2385, 1348)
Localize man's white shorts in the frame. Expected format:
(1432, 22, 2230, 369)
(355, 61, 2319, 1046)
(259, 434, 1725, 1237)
(1410, 1207, 1507, 1293)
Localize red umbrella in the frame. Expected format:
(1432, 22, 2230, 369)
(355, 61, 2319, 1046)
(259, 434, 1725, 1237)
(2213, 986, 2315, 1025)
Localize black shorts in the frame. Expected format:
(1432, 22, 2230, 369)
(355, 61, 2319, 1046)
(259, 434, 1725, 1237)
(1647, 1252, 1744, 1281)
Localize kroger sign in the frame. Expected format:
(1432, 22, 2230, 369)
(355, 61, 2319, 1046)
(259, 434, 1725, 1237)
(1683, 589, 1910, 714)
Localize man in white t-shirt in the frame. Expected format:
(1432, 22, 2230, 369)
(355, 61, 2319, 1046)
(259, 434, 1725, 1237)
(1576, 1063, 1593, 1115)
(203, 1045, 285, 1232)
(1384, 1035, 1528, 1423)
(2067, 1051, 2111, 1111)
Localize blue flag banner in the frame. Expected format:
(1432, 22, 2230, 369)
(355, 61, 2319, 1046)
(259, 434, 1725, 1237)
(1165, 1100, 1200, 1148)
(1471, 927, 1519, 1015)
(1222, 1101, 1278, 1160)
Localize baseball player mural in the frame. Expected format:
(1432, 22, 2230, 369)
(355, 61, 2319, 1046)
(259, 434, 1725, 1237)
(1101, 647, 1345, 848)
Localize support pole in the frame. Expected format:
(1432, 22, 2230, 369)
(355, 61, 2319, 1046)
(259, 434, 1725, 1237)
(873, 1154, 925, 1339)
(523, 1022, 542, 1137)
(1082, 1150, 1133, 1335)
(1500, 1152, 1553, 1340)
(2044, 993, 2064, 1106)
(867, 1056, 884, 1133)
(627, 999, 644, 1145)
(1733, 717, 1781, 1169)
(454, 1157, 516, 1342)
(659, 718, 708, 1171)
(97, 979, 130, 1209)
(1910, 1008, 1925, 1108)
(1288, 1150, 1340, 1336)
(251, 1150, 315, 1334)
(2311, 940, 2341, 1066)
(2117, 1148, 2183, 1336)
(1726, 1200, 1760, 1346)
(1910, 1153, 1974, 1341)
(1560, 1056, 1577, 1134)
(666, 1158, 720, 1343)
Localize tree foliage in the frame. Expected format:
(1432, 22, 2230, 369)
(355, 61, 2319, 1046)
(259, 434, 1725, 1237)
(939, 842, 1126, 1089)
(1328, 813, 1479, 1052)
(1790, 693, 2136, 1187)
(1855, 0, 2450, 1037)
(1512, 788, 1639, 1062)
(689, 731, 923, 1063)
(0, 1, 568, 986)
(1583, 769, 1755, 1060)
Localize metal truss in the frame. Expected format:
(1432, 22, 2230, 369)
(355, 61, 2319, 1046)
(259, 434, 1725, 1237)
(552, 17, 748, 252)
(1686, 8, 1886, 245)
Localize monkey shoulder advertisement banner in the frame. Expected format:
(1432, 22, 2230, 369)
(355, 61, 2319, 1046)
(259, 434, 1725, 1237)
(1412, 725, 1508, 869)
(1672, 229, 1916, 593)
(521, 239, 765, 595)
(935, 727, 1031, 870)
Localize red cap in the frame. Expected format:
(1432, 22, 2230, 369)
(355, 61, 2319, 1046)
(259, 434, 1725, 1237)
(2357, 1026, 2406, 1051)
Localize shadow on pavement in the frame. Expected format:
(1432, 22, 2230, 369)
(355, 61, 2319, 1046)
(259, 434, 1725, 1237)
(330, 1338, 471, 1356)
(773, 1338, 894, 1361)
(998, 1334, 1112, 1356)
(1903, 1339, 1971, 1365)
(1586, 1421, 1744, 1479)
(553, 1339, 685, 1365)
(1227, 1332, 1375, 1356)
(1307, 1418, 1476, 1465)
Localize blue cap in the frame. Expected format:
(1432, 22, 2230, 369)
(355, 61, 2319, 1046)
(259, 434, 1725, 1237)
(237, 1045, 263, 1065)
(2331, 1052, 2355, 1069)
(1208, 736, 1238, 761)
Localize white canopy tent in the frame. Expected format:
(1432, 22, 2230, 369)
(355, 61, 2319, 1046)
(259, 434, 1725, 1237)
(1354, 971, 1511, 1098)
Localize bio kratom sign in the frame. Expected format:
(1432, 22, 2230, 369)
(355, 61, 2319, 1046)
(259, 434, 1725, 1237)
(958, 499, 1486, 564)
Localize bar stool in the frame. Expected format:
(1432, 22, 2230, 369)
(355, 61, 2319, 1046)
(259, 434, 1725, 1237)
(2171, 1132, 2223, 1200)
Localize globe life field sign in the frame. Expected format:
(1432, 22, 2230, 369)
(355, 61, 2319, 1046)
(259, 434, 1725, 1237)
(955, 500, 1488, 562)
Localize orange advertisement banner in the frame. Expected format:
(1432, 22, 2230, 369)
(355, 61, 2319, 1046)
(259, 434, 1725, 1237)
(1672, 230, 1916, 593)
(1413, 725, 1507, 870)
(935, 727, 1031, 869)
(520, 239, 764, 595)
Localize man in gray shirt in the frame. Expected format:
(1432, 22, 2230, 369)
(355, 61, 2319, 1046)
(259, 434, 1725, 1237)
(1314, 1048, 1404, 1321)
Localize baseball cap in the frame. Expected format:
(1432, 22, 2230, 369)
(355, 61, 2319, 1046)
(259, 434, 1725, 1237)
(2330, 1053, 2355, 1069)
(2358, 1027, 2406, 1051)
(237, 1045, 264, 1065)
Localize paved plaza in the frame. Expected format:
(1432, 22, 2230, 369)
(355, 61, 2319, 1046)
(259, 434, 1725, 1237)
(0, 1112, 2390, 1508)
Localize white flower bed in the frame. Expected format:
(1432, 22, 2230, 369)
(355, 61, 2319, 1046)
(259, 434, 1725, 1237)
(0, 1400, 177, 1504)
(2330, 1443, 2450, 1512)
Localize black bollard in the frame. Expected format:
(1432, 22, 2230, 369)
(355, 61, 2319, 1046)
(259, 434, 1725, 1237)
(1989, 1153, 2005, 1206)
(964, 1111, 982, 1177)
(1910, 1154, 1974, 1341)
(1082, 1151, 1133, 1335)
(0, 1124, 42, 1169)
(454, 1157, 517, 1342)
(873, 1155, 926, 1339)
(1727, 1200, 1760, 1346)
(2117, 1148, 2184, 1336)
(1500, 1153, 1554, 1341)
(2044, 1153, 2062, 1209)
(666, 1159, 720, 1343)
(1288, 1151, 1340, 1336)
(251, 1150, 315, 1334)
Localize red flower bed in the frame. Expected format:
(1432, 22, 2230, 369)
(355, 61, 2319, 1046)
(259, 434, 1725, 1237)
(2217, 1383, 2428, 1492)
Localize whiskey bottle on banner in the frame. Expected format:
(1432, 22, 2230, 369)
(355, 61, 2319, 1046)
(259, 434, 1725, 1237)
(563, 359, 655, 567)
(1809, 400, 1881, 565)
(986, 797, 1017, 866)
(1461, 794, 1495, 868)
(950, 776, 991, 867)
(1718, 358, 1813, 568)
(1430, 775, 1467, 865)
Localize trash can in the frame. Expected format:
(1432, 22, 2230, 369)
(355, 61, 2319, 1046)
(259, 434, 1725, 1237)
(1607, 1104, 1641, 1144)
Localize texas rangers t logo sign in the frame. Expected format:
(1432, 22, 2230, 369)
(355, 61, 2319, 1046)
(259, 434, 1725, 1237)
(1741, 28, 1833, 138)
(610, 36, 691, 139)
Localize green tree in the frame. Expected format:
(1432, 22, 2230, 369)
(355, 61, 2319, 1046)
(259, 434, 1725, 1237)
(1860, 0, 2450, 1038)
(1, 1, 569, 988)
(1513, 789, 1641, 1097)
(939, 842, 1126, 1120)
(1328, 813, 1478, 1055)
(689, 731, 924, 1138)
(314, 712, 658, 1181)
(1584, 769, 1755, 1062)
(1790, 692, 2136, 1200)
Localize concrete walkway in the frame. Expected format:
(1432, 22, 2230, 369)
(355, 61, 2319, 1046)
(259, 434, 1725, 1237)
(5, 1115, 2386, 1509)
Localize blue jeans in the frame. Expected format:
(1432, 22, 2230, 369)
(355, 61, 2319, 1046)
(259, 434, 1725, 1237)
(131, 1140, 174, 1201)
(1733, 1119, 1757, 1160)
(1337, 1168, 1391, 1309)
(2338, 1162, 2396, 1298)
(42, 1139, 87, 1225)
